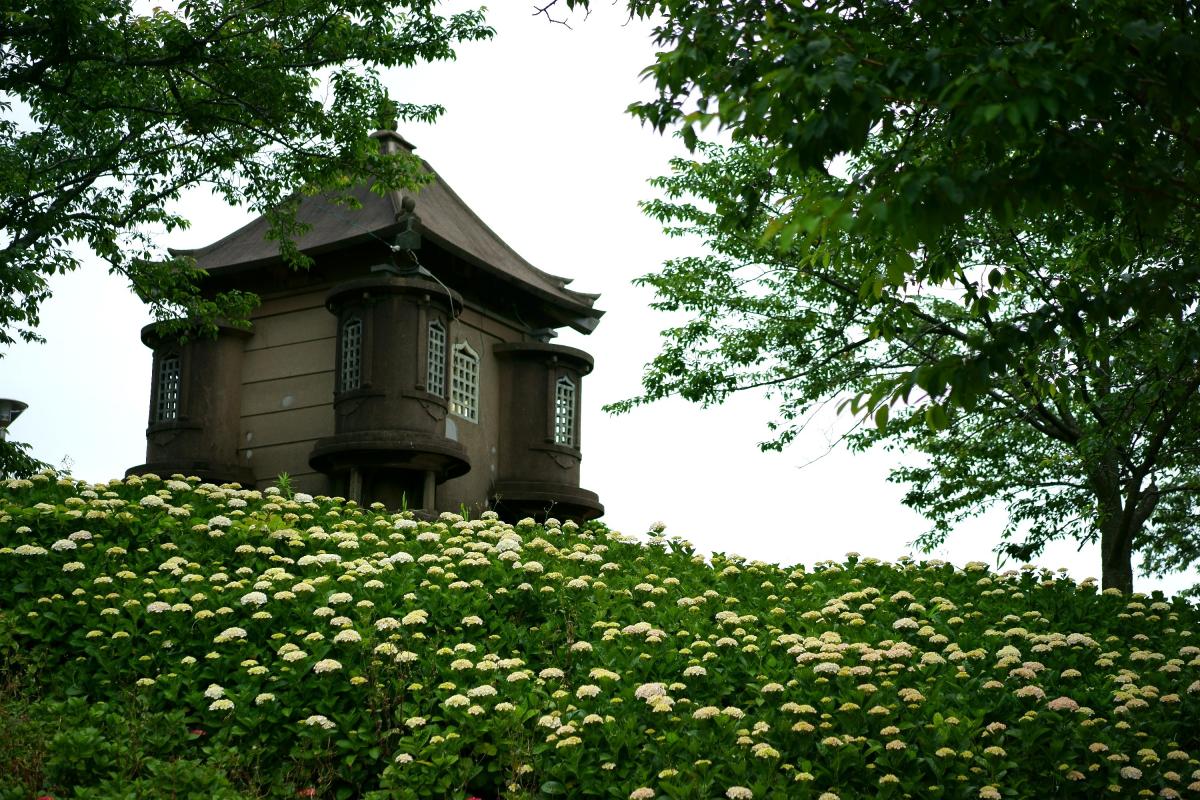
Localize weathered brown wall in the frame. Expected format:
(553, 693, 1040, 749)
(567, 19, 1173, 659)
(133, 322, 252, 483)
(435, 305, 524, 516)
(237, 289, 336, 495)
(234, 289, 527, 511)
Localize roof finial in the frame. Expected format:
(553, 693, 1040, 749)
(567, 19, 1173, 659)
(370, 99, 416, 154)
(370, 128, 417, 155)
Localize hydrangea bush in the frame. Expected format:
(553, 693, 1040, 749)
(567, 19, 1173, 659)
(1, 473, 1199, 799)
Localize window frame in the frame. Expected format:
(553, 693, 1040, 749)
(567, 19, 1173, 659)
(339, 316, 364, 394)
(154, 353, 182, 423)
(426, 319, 447, 398)
(553, 375, 576, 447)
(450, 341, 480, 422)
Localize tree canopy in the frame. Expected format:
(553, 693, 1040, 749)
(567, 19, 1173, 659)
(613, 0, 1200, 414)
(589, 0, 1200, 590)
(0, 0, 492, 349)
(0, 0, 491, 474)
(612, 141, 1200, 593)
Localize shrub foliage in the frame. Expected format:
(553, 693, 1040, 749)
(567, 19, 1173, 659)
(1, 474, 1199, 799)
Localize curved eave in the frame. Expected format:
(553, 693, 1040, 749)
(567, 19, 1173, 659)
(416, 223, 604, 334)
(166, 145, 604, 332)
(168, 223, 408, 279)
(412, 161, 603, 307)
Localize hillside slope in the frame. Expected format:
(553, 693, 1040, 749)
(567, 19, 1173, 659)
(2, 473, 1198, 799)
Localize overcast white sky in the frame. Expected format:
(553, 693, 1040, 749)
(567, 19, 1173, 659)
(2, 4, 1195, 596)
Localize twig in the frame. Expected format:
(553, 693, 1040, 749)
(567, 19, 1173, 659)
(532, 1, 575, 28)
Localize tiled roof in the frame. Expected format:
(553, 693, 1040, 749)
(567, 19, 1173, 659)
(172, 134, 602, 330)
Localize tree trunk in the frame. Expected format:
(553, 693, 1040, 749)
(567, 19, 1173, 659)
(1089, 455, 1160, 594)
(1088, 455, 1128, 592)
(1100, 517, 1134, 594)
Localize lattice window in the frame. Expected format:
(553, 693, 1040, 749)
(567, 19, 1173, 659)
(427, 320, 447, 397)
(155, 354, 181, 422)
(554, 376, 576, 446)
(340, 317, 362, 392)
(451, 342, 479, 422)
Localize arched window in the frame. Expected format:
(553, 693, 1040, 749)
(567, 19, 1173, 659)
(427, 320, 447, 398)
(155, 354, 181, 422)
(340, 317, 362, 392)
(554, 376, 576, 446)
(450, 342, 479, 422)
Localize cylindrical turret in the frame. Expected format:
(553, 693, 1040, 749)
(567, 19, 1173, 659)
(492, 341, 603, 522)
(128, 321, 253, 484)
(308, 272, 470, 509)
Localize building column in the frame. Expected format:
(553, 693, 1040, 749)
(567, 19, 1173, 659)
(422, 470, 437, 512)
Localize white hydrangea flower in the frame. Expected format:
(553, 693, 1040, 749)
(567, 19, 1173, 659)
(444, 694, 470, 708)
(401, 610, 428, 626)
(635, 682, 668, 701)
(301, 714, 335, 730)
(214, 627, 247, 643)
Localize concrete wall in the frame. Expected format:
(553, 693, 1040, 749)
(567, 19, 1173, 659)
(237, 289, 336, 495)
(436, 305, 524, 515)
(235, 289, 526, 510)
